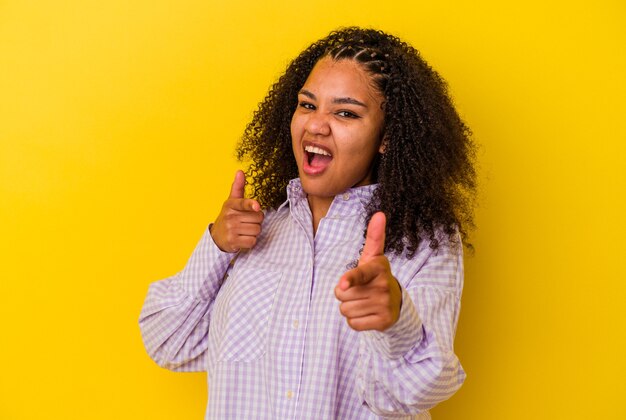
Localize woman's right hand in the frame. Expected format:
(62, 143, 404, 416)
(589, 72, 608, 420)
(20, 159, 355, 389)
(210, 170, 264, 253)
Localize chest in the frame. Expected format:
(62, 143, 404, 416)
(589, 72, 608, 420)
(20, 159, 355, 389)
(210, 214, 366, 360)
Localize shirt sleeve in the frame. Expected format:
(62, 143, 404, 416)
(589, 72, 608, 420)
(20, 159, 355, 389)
(138, 227, 234, 372)
(356, 237, 466, 416)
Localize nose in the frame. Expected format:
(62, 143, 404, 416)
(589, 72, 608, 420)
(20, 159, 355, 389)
(304, 111, 331, 137)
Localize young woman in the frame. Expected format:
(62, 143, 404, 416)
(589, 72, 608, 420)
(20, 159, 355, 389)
(140, 27, 476, 419)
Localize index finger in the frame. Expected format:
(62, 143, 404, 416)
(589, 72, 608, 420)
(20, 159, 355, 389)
(338, 259, 385, 291)
(230, 198, 261, 212)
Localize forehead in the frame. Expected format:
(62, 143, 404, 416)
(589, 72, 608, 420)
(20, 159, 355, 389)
(302, 57, 382, 102)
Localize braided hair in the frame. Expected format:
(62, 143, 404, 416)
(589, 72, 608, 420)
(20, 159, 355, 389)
(237, 27, 477, 256)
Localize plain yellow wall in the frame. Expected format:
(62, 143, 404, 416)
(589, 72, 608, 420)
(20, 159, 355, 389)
(1, 1, 624, 419)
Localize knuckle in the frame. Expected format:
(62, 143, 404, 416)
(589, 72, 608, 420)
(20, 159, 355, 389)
(380, 293, 391, 306)
(374, 259, 388, 273)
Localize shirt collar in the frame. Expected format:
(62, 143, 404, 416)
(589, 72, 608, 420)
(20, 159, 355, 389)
(282, 178, 377, 216)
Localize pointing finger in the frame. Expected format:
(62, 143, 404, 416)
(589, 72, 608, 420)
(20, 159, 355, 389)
(230, 198, 261, 213)
(338, 257, 388, 291)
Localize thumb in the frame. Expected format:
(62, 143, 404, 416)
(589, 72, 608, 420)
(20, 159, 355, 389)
(360, 212, 386, 264)
(229, 170, 246, 199)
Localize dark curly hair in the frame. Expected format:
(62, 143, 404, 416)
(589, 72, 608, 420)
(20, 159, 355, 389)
(237, 27, 477, 257)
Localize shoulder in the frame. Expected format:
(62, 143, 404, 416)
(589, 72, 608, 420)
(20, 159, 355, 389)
(389, 227, 463, 292)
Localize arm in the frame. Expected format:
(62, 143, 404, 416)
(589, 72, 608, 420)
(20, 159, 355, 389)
(357, 247, 465, 416)
(139, 170, 263, 371)
(138, 228, 233, 371)
(336, 213, 465, 416)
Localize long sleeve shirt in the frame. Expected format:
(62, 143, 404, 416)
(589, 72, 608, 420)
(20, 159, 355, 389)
(139, 179, 466, 419)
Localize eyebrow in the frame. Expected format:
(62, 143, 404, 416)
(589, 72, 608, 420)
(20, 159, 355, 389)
(298, 89, 367, 108)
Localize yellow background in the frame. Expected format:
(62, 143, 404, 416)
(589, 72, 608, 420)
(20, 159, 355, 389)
(1, 0, 624, 419)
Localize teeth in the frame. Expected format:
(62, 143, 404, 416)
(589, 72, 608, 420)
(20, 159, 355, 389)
(304, 145, 332, 156)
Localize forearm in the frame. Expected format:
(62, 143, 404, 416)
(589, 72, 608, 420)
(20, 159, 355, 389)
(357, 287, 465, 416)
(138, 227, 234, 371)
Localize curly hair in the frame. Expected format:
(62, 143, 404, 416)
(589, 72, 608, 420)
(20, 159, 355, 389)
(237, 27, 477, 257)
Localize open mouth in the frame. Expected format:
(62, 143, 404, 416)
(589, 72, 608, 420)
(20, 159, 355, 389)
(305, 144, 333, 167)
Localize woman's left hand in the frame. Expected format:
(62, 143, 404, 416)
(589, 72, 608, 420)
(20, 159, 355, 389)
(334, 212, 402, 332)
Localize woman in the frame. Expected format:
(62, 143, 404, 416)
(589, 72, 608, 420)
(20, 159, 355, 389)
(140, 27, 476, 419)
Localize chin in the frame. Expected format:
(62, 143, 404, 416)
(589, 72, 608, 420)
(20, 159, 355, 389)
(300, 177, 338, 198)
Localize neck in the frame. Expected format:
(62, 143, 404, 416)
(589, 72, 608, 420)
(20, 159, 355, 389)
(307, 195, 333, 235)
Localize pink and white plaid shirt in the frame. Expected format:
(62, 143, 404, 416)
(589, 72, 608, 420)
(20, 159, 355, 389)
(140, 179, 465, 419)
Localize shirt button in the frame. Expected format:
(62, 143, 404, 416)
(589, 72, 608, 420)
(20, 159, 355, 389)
(286, 390, 293, 399)
(292, 320, 299, 329)
(342, 193, 350, 201)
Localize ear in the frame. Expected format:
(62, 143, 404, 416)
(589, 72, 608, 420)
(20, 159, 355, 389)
(378, 137, 388, 154)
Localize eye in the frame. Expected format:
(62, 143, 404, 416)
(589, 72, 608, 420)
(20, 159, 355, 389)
(337, 110, 360, 119)
(298, 101, 315, 110)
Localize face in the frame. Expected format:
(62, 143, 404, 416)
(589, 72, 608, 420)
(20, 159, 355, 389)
(291, 56, 385, 202)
